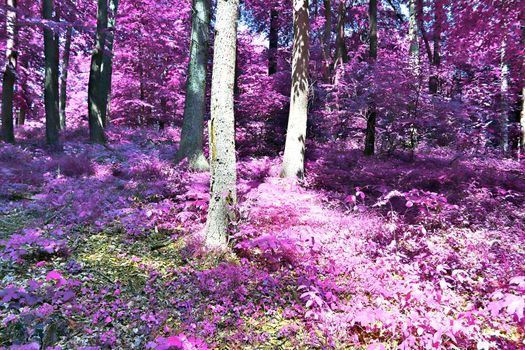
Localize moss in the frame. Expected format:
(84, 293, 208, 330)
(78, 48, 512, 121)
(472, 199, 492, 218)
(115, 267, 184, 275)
(73, 226, 208, 290)
(0, 209, 39, 240)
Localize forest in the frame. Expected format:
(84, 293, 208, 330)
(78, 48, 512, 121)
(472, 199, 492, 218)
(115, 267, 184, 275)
(0, 0, 524, 349)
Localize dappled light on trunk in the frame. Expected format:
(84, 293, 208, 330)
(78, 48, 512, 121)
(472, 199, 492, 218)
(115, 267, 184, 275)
(281, 0, 310, 179)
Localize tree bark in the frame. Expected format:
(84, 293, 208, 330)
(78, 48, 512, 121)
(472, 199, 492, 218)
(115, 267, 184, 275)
(520, 87, 525, 154)
(16, 54, 29, 126)
(408, 0, 419, 63)
(520, 16, 525, 157)
(1, 0, 17, 143)
(500, 41, 510, 154)
(417, 0, 433, 64)
(321, 0, 331, 81)
(54, 2, 60, 115)
(334, 0, 347, 67)
(59, 27, 72, 130)
(43, 0, 60, 147)
(176, 0, 211, 171)
(101, 0, 119, 127)
(88, 0, 108, 144)
(364, 0, 377, 156)
(204, 0, 239, 249)
(268, 8, 278, 75)
(429, 0, 441, 94)
(281, 0, 310, 179)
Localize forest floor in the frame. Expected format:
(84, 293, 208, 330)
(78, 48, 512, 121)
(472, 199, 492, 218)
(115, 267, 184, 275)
(1, 126, 525, 349)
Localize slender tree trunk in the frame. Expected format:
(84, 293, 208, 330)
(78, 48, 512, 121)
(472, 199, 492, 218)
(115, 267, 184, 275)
(500, 41, 510, 155)
(1, 0, 17, 143)
(417, 0, 433, 64)
(176, 0, 211, 170)
(321, 0, 331, 81)
(429, 0, 441, 94)
(281, 0, 310, 178)
(101, 0, 119, 127)
(54, 2, 60, 113)
(43, 0, 60, 146)
(364, 0, 377, 156)
(519, 19, 525, 157)
(139, 60, 145, 124)
(408, 0, 420, 121)
(408, 0, 419, 65)
(17, 53, 29, 126)
(334, 0, 347, 67)
(520, 87, 525, 154)
(59, 27, 72, 130)
(204, 0, 239, 249)
(18, 108, 26, 126)
(88, 0, 108, 144)
(268, 8, 279, 75)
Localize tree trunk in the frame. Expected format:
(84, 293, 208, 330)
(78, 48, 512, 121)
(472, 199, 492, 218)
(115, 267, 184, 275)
(43, 0, 60, 147)
(18, 107, 26, 126)
(408, 0, 419, 64)
(204, 0, 239, 249)
(520, 18, 525, 156)
(417, 0, 433, 64)
(101, 0, 119, 127)
(429, 0, 441, 94)
(1, 0, 17, 143)
(281, 0, 310, 178)
(500, 41, 510, 155)
(54, 2, 60, 116)
(364, 0, 377, 156)
(520, 87, 525, 154)
(321, 0, 331, 81)
(334, 0, 347, 67)
(176, 0, 211, 171)
(268, 8, 279, 75)
(88, 0, 108, 144)
(59, 27, 72, 130)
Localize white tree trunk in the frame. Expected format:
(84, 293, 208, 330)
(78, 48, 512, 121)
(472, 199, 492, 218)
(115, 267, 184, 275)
(408, 0, 419, 71)
(204, 0, 239, 249)
(281, 0, 310, 179)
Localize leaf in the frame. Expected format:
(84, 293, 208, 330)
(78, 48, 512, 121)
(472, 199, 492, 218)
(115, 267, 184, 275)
(503, 294, 524, 319)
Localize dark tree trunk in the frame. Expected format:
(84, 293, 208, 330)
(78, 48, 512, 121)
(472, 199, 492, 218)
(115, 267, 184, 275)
(54, 2, 60, 114)
(334, 0, 347, 67)
(16, 53, 30, 126)
(268, 8, 279, 75)
(321, 0, 331, 81)
(364, 0, 377, 156)
(88, 0, 108, 144)
(1, 0, 17, 143)
(43, 0, 60, 146)
(101, 0, 119, 127)
(59, 27, 72, 130)
(368, 0, 377, 61)
(520, 20, 525, 155)
(176, 0, 211, 171)
(429, 0, 442, 94)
